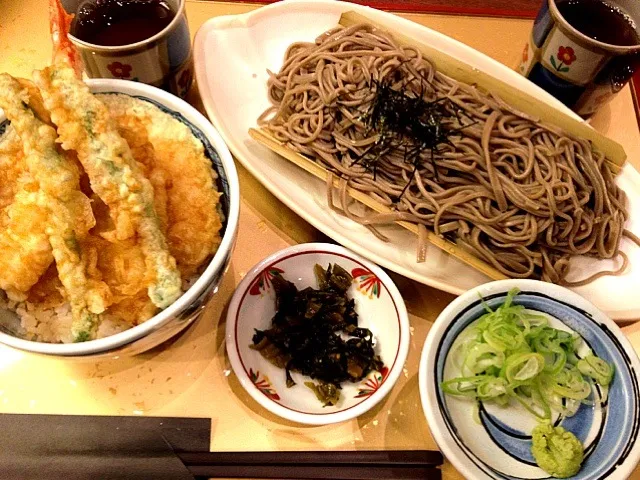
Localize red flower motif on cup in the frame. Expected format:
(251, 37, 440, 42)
(557, 46, 577, 65)
(549, 45, 576, 73)
(107, 61, 132, 79)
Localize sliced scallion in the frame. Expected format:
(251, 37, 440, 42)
(440, 288, 614, 420)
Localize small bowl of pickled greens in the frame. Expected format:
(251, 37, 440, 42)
(419, 279, 640, 480)
(226, 243, 409, 425)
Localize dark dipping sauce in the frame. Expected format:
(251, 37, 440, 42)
(72, 0, 175, 46)
(556, 0, 639, 46)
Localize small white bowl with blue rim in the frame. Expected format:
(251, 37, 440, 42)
(419, 279, 640, 479)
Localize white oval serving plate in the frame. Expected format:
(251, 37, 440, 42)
(193, 0, 640, 319)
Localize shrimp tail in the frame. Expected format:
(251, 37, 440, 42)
(49, 0, 82, 77)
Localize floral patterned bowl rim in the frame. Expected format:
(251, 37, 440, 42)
(225, 242, 410, 425)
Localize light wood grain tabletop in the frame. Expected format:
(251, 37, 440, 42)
(0, 1, 638, 478)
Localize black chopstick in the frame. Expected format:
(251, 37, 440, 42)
(177, 449, 443, 466)
(185, 464, 441, 479)
(177, 450, 443, 479)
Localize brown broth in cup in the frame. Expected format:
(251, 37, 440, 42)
(549, 0, 640, 115)
(72, 0, 175, 46)
(557, 0, 639, 46)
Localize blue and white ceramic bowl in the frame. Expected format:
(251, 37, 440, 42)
(419, 279, 640, 479)
(0, 79, 240, 358)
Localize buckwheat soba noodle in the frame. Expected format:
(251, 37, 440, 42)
(258, 23, 640, 285)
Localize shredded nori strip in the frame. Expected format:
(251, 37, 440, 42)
(250, 263, 384, 406)
(351, 75, 476, 199)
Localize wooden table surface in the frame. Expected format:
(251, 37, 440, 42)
(0, 1, 639, 479)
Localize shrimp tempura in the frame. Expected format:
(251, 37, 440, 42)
(34, 0, 182, 310)
(0, 74, 112, 341)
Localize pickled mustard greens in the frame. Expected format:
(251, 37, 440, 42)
(250, 263, 384, 406)
(531, 423, 584, 478)
(441, 288, 614, 419)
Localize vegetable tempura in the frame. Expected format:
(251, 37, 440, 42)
(0, 0, 223, 342)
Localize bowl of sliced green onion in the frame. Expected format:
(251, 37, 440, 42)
(419, 280, 640, 480)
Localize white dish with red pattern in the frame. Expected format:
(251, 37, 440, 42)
(225, 242, 410, 425)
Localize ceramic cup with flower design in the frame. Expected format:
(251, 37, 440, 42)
(519, 0, 640, 117)
(60, 0, 193, 99)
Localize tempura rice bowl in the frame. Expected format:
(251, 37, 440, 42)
(0, 79, 239, 357)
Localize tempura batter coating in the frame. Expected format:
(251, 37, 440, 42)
(32, 0, 182, 310)
(0, 186, 52, 299)
(0, 75, 90, 226)
(0, 73, 110, 340)
(99, 93, 223, 278)
(0, 80, 54, 299)
(78, 94, 223, 326)
(0, 127, 26, 211)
